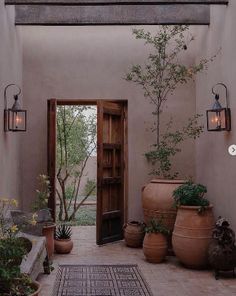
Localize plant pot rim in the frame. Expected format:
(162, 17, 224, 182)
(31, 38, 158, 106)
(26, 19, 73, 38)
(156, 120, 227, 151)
(150, 179, 186, 184)
(127, 221, 143, 225)
(42, 222, 56, 229)
(145, 232, 165, 236)
(178, 204, 213, 210)
(30, 281, 41, 296)
(55, 238, 72, 242)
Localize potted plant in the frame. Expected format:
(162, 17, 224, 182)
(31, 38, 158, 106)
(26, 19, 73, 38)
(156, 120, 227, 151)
(172, 181, 215, 269)
(32, 174, 56, 259)
(0, 198, 41, 295)
(54, 224, 73, 254)
(125, 25, 213, 236)
(143, 219, 169, 263)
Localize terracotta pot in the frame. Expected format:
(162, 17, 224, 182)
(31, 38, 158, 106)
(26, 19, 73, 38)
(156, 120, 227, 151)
(30, 281, 41, 296)
(123, 221, 145, 248)
(142, 179, 185, 231)
(55, 238, 73, 254)
(172, 205, 214, 269)
(143, 233, 168, 263)
(142, 179, 185, 253)
(42, 223, 56, 259)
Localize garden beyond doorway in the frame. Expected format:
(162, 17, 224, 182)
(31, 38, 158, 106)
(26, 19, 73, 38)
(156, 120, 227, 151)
(56, 105, 97, 226)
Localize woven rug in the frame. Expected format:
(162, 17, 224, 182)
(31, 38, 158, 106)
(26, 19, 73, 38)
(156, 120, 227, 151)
(52, 264, 153, 296)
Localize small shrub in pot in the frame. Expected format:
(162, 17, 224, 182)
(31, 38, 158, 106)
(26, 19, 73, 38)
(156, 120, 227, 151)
(172, 181, 214, 269)
(55, 224, 73, 254)
(143, 219, 169, 263)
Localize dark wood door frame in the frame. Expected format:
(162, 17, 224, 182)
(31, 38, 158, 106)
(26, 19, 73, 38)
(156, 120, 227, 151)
(47, 98, 128, 242)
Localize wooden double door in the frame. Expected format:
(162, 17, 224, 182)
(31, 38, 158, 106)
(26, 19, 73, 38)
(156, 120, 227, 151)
(48, 99, 127, 245)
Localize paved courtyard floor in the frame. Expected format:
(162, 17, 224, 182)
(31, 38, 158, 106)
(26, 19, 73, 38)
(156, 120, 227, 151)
(38, 226, 236, 296)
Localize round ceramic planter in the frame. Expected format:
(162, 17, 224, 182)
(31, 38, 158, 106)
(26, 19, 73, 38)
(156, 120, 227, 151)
(30, 281, 41, 296)
(143, 233, 168, 263)
(54, 238, 73, 254)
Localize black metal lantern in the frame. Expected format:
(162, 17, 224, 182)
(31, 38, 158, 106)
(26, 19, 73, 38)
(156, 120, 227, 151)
(206, 83, 231, 132)
(4, 84, 27, 132)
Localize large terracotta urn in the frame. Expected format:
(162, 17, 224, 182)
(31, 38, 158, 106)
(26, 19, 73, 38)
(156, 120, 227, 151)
(143, 233, 168, 263)
(142, 179, 185, 232)
(172, 205, 214, 269)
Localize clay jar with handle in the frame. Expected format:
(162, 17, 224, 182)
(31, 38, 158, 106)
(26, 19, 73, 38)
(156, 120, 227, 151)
(123, 221, 145, 248)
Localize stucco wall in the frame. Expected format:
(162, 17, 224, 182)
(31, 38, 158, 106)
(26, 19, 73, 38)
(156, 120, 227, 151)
(21, 26, 198, 219)
(0, 3, 22, 203)
(195, 2, 236, 231)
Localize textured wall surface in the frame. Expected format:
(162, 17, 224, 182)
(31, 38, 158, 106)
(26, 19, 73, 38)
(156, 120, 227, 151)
(195, 2, 236, 231)
(0, 3, 22, 203)
(21, 26, 197, 219)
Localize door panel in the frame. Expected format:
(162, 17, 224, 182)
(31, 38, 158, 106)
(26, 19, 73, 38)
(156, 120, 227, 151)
(97, 100, 127, 245)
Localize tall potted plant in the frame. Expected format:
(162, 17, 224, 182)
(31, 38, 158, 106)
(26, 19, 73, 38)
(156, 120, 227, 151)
(172, 181, 214, 268)
(125, 25, 213, 236)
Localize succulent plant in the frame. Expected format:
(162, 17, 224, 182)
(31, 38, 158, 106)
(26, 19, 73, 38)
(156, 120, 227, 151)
(55, 224, 72, 240)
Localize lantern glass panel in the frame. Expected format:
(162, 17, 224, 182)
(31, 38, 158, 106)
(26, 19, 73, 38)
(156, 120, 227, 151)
(207, 108, 227, 131)
(8, 110, 26, 132)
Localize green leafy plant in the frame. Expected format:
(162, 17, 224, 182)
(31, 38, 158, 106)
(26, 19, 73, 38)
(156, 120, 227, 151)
(83, 179, 97, 196)
(145, 219, 170, 236)
(125, 26, 214, 179)
(55, 224, 72, 240)
(0, 198, 36, 295)
(173, 181, 209, 209)
(145, 115, 203, 178)
(32, 174, 50, 211)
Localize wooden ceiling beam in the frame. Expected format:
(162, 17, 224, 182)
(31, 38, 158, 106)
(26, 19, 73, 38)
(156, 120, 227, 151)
(14, 4, 210, 25)
(5, 0, 229, 6)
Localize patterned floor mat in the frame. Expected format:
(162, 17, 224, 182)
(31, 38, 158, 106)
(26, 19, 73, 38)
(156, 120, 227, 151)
(52, 264, 153, 296)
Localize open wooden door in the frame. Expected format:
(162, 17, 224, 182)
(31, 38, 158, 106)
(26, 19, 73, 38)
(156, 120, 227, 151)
(47, 98, 57, 221)
(97, 100, 127, 245)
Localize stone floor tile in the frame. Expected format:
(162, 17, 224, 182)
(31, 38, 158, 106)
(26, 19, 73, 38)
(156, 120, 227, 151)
(37, 226, 236, 296)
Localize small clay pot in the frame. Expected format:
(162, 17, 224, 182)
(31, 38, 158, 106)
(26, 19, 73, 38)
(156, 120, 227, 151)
(124, 221, 145, 248)
(143, 233, 168, 263)
(54, 239, 73, 254)
(30, 281, 41, 296)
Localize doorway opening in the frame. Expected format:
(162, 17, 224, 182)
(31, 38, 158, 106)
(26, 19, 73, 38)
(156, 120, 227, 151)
(48, 99, 128, 245)
(56, 104, 97, 227)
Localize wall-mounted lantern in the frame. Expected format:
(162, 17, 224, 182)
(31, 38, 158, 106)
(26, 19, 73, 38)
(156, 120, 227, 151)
(206, 83, 231, 132)
(4, 84, 27, 132)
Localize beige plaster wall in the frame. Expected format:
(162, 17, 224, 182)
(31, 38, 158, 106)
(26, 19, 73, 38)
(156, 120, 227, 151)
(195, 2, 236, 231)
(0, 3, 22, 203)
(21, 26, 198, 219)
